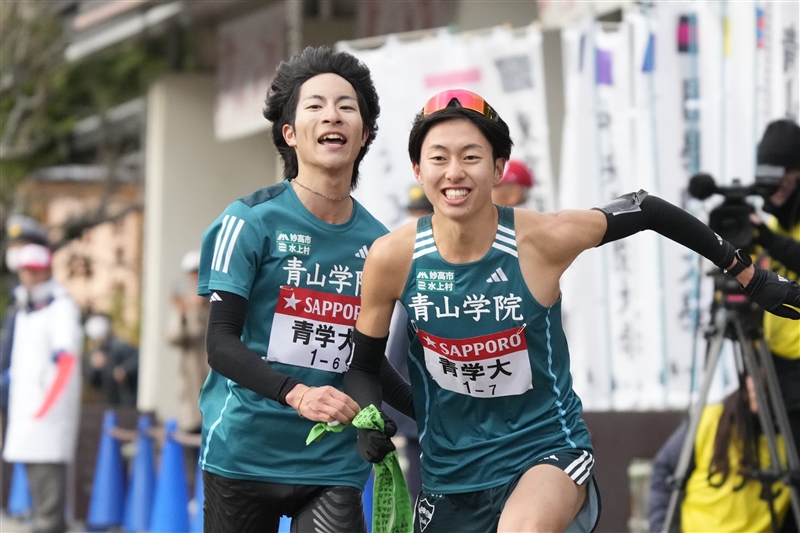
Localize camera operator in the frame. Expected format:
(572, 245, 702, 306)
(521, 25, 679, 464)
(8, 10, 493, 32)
(749, 119, 800, 464)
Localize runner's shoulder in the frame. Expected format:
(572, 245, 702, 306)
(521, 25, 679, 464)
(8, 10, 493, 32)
(368, 223, 416, 266)
(237, 182, 289, 209)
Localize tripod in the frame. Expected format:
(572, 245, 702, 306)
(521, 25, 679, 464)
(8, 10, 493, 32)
(661, 276, 800, 533)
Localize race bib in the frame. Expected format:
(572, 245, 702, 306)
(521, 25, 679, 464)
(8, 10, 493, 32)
(267, 286, 360, 373)
(419, 327, 532, 397)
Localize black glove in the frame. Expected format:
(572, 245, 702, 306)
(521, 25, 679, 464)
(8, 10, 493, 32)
(743, 264, 800, 319)
(752, 219, 777, 248)
(357, 412, 397, 463)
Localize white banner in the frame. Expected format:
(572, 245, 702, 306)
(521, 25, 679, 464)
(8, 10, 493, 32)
(561, 1, 799, 411)
(766, 1, 799, 121)
(559, 16, 614, 410)
(215, 3, 285, 140)
(340, 25, 556, 230)
(560, 7, 715, 411)
(648, 2, 712, 409)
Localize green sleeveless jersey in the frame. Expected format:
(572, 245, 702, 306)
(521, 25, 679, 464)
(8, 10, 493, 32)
(400, 206, 592, 494)
(197, 181, 387, 488)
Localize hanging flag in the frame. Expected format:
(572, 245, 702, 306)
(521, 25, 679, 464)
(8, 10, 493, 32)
(642, 33, 656, 73)
(756, 7, 765, 49)
(596, 49, 614, 85)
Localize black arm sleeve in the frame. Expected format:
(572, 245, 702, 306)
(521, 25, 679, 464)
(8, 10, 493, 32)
(343, 328, 386, 409)
(595, 191, 735, 270)
(206, 290, 300, 405)
(380, 357, 415, 419)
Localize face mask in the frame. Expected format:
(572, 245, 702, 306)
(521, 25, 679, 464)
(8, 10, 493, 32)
(5, 247, 20, 272)
(85, 315, 111, 340)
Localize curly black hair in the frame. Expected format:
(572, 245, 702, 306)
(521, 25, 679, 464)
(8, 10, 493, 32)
(263, 46, 380, 189)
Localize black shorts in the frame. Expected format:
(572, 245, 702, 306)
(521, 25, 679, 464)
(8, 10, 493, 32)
(202, 470, 366, 533)
(413, 449, 601, 533)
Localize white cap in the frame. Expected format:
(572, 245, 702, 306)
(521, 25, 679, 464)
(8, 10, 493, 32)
(180, 250, 201, 273)
(17, 243, 52, 270)
(85, 315, 111, 340)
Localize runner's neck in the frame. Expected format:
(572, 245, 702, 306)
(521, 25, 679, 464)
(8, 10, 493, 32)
(430, 205, 499, 263)
(291, 170, 354, 224)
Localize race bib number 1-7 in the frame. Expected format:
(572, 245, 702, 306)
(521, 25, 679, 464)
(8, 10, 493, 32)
(419, 327, 533, 397)
(267, 286, 360, 373)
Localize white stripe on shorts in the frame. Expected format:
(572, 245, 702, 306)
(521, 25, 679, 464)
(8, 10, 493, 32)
(564, 450, 594, 484)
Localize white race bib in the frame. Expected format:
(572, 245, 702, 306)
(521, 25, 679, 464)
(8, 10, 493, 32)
(419, 327, 532, 397)
(267, 286, 360, 373)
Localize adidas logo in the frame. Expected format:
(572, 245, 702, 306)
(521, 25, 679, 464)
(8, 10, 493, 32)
(354, 245, 368, 259)
(486, 267, 508, 283)
(210, 292, 223, 302)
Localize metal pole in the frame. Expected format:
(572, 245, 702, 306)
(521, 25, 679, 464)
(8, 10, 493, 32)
(661, 307, 728, 533)
(285, 0, 302, 57)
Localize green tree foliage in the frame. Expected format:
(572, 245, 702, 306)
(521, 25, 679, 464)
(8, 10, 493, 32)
(1, 1, 171, 209)
(1, 1, 176, 321)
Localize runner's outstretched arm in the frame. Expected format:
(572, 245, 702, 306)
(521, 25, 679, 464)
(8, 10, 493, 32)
(594, 190, 800, 319)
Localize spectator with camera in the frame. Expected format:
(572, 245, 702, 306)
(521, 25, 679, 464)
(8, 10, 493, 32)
(749, 120, 800, 450)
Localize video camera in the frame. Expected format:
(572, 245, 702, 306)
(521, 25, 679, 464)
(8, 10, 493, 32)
(687, 165, 785, 316)
(687, 165, 785, 252)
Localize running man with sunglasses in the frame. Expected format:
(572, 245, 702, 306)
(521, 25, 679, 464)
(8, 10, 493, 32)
(196, 47, 413, 533)
(343, 89, 800, 533)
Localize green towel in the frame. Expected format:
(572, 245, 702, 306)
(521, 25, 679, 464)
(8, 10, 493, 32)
(307, 405, 413, 533)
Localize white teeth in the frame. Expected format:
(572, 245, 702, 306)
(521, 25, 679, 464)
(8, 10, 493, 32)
(444, 189, 468, 199)
(320, 134, 345, 141)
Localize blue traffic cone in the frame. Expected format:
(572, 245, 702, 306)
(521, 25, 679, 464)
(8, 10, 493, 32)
(87, 410, 126, 528)
(190, 463, 204, 533)
(150, 418, 190, 533)
(8, 462, 32, 517)
(124, 415, 157, 532)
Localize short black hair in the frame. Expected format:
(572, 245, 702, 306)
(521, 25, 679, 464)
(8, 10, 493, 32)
(408, 107, 513, 165)
(263, 46, 380, 189)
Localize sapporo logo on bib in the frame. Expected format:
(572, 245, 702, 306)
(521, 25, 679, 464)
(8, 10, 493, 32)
(418, 327, 532, 397)
(267, 286, 360, 373)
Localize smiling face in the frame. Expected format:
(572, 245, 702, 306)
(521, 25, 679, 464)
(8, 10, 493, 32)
(282, 73, 368, 181)
(413, 118, 504, 220)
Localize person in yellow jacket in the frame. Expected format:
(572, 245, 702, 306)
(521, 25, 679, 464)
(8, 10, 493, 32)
(749, 120, 800, 531)
(648, 376, 790, 533)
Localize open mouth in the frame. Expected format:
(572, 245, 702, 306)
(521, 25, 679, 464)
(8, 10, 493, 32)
(318, 133, 347, 146)
(443, 188, 469, 200)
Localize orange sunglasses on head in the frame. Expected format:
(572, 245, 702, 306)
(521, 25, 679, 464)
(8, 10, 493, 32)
(421, 89, 499, 121)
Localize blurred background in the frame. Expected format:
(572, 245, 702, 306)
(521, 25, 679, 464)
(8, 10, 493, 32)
(0, 0, 798, 531)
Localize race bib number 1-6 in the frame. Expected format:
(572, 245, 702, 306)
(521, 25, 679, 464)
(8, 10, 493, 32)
(267, 286, 361, 373)
(419, 327, 533, 397)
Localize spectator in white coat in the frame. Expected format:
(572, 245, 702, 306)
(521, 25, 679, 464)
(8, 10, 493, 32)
(2, 243, 83, 533)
